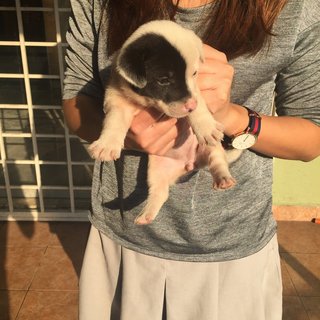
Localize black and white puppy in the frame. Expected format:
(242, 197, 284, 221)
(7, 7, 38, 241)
(89, 20, 242, 224)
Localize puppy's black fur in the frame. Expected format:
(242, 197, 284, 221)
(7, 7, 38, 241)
(118, 34, 192, 104)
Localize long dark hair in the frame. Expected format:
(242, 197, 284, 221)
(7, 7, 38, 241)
(106, 0, 287, 60)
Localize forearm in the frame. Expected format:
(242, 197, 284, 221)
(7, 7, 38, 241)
(253, 115, 320, 161)
(62, 94, 104, 143)
(224, 104, 320, 162)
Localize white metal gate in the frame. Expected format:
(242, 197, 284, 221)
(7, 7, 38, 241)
(0, 0, 92, 221)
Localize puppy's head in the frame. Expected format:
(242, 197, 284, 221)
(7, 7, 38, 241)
(116, 20, 204, 118)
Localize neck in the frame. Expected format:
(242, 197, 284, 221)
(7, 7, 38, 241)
(174, 0, 213, 8)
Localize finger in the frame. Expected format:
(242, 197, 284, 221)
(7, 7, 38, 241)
(202, 44, 228, 62)
(197, 72, 219, 90)
(145, 124, 179, 154)
(197, 67, 234, 95)
(143, 117, 178, 146)
(125, 121, 178, 154)
(198, 59, 232, 76)
(200, 84, 231, 103)
(148, 119, 190, 154)
(130, 108, 166, 133)
(128, 116, 177, 149)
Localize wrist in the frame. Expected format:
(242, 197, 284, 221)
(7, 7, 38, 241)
(222, 103, 249, 136)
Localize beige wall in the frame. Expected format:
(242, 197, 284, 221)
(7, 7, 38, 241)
(273, 157, 320, 206)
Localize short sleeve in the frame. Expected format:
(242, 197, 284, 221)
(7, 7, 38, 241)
(63, 0, 104, 100)
(275, 21, 320, 126)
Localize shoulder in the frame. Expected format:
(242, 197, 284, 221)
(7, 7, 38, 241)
(69, 0, 105, 15)
(278, 0, 320, 32)
(298, 0, 320, 32)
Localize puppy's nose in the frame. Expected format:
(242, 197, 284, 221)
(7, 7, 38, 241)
(184, 98, 197, 112)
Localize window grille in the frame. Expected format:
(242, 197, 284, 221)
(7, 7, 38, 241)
(0, 0, 92, 221)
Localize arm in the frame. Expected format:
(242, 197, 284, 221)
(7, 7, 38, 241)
(127, 90, 320, 162)
(63, 93, 184, 155)
(214, 20, 320, 162)
(251, 114, 320, 162)
(218, 103, 320, 162)
(128, 43, 320, 162)
(63, 0, 105, 142)
(62, 95, 104, 143)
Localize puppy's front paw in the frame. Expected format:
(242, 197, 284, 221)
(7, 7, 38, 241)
(213, 176, 236, 190)
(88, 138, 122, 161)
(195, 120, 224, 146)
(134, 208, 158, 225)
(134, 214, 154, 225)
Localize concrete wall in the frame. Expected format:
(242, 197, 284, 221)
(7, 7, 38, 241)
(273, 157, 320, 206)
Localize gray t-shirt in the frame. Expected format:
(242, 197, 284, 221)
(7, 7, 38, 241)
(63, 0, 320, 262)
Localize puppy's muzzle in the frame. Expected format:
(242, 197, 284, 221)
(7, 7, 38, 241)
(183, 98, 197, 113)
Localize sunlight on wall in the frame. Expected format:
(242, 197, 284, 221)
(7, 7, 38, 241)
(273, 157, 320, 206)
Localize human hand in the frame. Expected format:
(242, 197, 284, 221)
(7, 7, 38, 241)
(198, 44, 247, 136)
(125, 108, 190, 156)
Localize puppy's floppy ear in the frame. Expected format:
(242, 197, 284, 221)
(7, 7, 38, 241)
(195, 36, 205, 63)
(116, 38, 147, 88)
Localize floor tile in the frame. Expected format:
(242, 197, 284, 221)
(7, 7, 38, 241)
(0, 290, 27, 320)
(282, 253, 320, 297)
(0, 220, 319, 320)
(283, 296, 309, 320)
(278, 221, 320, 254)
(16, 291, 78, 320)
(0, 222, 53, 247)
(30, 246, 84, 290)
(281, 258, 297, 296)
(0, 222, 6, 232)
(48, 221, 90, 249)
(301, 297, 320, 320)
(1, 247, 46, 290)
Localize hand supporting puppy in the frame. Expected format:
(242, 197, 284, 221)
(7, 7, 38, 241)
(197, 44, 248, 137)
(125, 108, 191, 155)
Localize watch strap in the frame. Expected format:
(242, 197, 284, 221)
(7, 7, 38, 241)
(222, 107, 261, 150)
(245, 107, 261, 136)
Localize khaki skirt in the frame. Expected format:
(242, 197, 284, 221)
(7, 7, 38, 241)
(79, 226, 282, 320)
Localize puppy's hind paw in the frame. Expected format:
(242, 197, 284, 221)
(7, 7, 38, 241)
(88, 139, 122, 161)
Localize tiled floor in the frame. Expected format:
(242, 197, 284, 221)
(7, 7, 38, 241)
(0, 220, 319, 320)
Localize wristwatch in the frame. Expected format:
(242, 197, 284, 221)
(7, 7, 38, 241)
(223, 107, 262, 150)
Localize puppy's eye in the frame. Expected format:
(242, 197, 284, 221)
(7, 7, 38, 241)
(156, 77, 171, 86)
(193, 71, 198, 76)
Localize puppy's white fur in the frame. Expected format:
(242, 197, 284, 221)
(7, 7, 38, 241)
(89, 20, 242, 225)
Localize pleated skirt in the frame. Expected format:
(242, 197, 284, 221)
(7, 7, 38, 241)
(79, 225, 282, 320)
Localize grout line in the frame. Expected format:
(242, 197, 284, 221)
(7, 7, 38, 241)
(14, 289, 28, 320)
(26, 246, 48, 292)
(300, 298, 312, 320)
(280, 251, 320, 255)
(281, 252, 320, 304)
(280, 254, 300, 297)
(23, 288, 79, 292)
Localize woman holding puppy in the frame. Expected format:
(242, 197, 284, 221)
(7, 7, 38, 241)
(63, 0, 320, 319)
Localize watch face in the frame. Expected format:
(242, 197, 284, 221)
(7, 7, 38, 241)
(232, 133, 256, 150)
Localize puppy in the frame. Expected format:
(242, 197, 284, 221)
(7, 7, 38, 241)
(89, 20, 242, 225)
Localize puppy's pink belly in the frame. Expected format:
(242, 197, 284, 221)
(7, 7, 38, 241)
(163, 132, 199, 171)
(151, 155, 187, 178)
